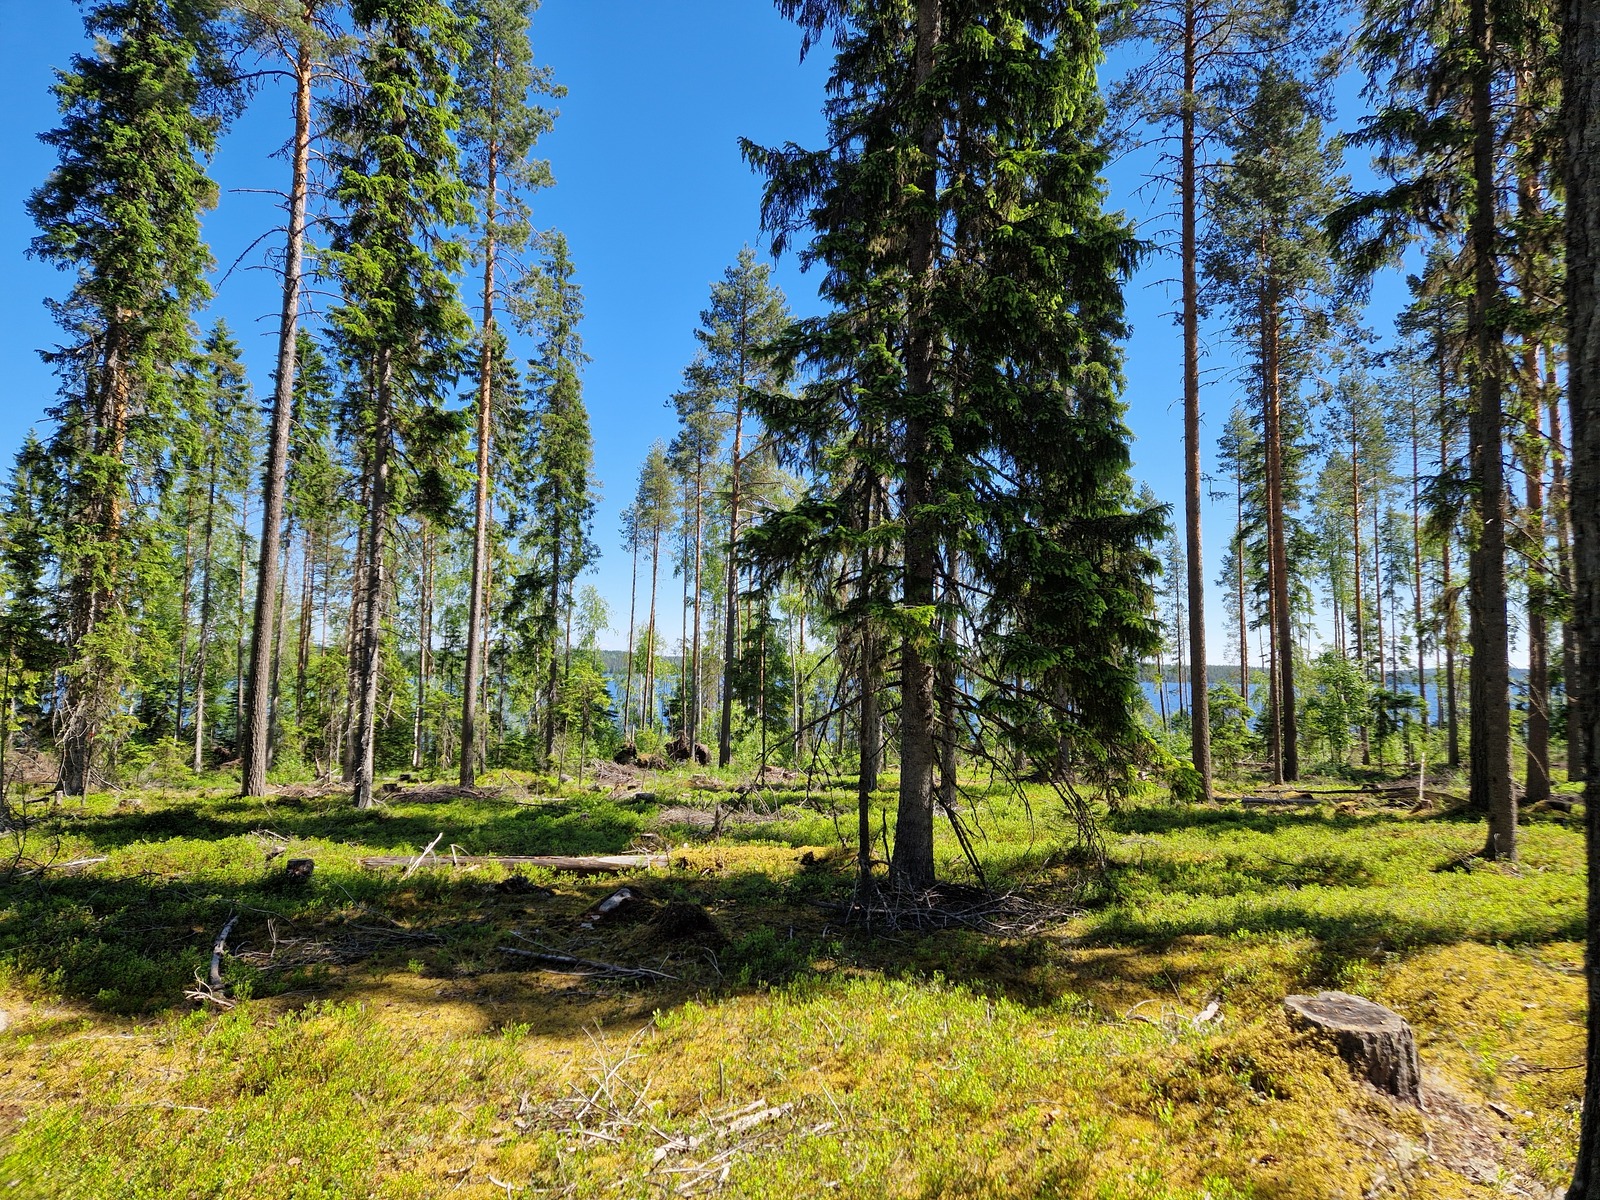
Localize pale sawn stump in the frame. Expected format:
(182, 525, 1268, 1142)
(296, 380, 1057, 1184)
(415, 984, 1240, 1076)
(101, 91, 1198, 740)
(1283, 990, 1422, 1104)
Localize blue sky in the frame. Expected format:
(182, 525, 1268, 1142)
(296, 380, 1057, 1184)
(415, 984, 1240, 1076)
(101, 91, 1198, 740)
(0, 2, 1417, 661)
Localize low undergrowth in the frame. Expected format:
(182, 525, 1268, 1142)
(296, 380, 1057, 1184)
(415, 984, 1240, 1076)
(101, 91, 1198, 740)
(0, 771, 1584, 1197)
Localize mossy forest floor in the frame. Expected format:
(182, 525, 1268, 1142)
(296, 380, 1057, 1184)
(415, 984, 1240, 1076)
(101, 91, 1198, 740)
(0, 767, 1586, 1198)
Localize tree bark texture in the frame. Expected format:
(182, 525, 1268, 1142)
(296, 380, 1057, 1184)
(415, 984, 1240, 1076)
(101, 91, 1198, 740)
(890, 0, 942, 893)
(242, 17, 313, 797)
(1563, 0, 1600, 1187)
(1467, 0, 1516, 860)
(460, 139, 497, 787)
(1181, 0, 1212, 798)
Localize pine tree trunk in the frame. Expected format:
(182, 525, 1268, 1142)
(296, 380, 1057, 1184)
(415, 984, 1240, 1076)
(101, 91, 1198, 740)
(174, 511, 194, 748)
(295, 529, 314, 734)
(544, 535, 562, 764)
(1563, 0, 1599, 1183)
(691, 455, 705, 750)
(1467, 0, 1516, 858)
(353, 354, 394, 809)
(1525, 350, 1552, 804)
(1180, 0, 1212, 797)
(412, 522, 432, 772)
(270, 526, 291, 760)
(235, 507, 249, 751)
(624, 529, 638, 740)
(1412, 397, 1430, 744)
(1353, 413, 1372, 765)
(890, 0, 943, 893)
(719, 393, 744, 767)
(1443, 426, 1462, 768)
(1236, 470, 1249, 707)
(1373, 491, 1386, 765)
(1551, 379, 1583, 780)
(647, 521, 660, 731)
(461, 137, 497, 788)
(1263, 276, 1298, 780)
(193, 470, 218, 773)
(242, 19, 312, 797)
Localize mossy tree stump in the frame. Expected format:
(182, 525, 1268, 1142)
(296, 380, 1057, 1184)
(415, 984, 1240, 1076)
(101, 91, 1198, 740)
(1284, 991, 1422, 1104)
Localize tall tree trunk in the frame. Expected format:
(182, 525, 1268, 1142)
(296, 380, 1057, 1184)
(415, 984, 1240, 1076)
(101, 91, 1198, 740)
(691, 455, 705, 749)
(242, 17, 313, 797)
(719, 389, 745, 767)
(856, 621, 880, 896)
(235, 505, 249, 751)
(1412, 394, 1430, 746)
(890, 0, 943, 892)
(1262, 276, 1298, 779)
(624, 527, 638, 740)
(1373, 486, 1386, 764)
(1180, 0, 1212, 797)
(60, 330, 132, 795)
(174, 512, 194, 748)
(1352, 411, 1372, 765)
(1525, 349, 1552, 804)
(1467, 0, 1516, 859)
(1443, 427, 1462, 768)
(295, 528, 315, 733)
(1236, 469, 1249, 706)
(353, 354, 394, 809)
(270, 526, 291, 759)
(193, 471, 218, 774)
(460, 134, 497, 787)
(1551, 374, 1583, 780)
(412, 522, 432, 772)
(1562, 0, 1599, 1183)
(543, 535, 562, 764)
(1516, 64, 1551, 804)
(647, 520, 660, 731)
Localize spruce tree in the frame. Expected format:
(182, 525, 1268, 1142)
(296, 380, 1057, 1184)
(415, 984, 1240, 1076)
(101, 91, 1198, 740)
(325, 0, 471, 808)
(519, 232, 594, 766)
(28, 0, 229, 793)
(748, 0, 1157, 887)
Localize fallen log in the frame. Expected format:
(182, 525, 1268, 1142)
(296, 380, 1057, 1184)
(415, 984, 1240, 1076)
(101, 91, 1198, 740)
(498, 946, 674, 980)
(360, 853, 667, 875)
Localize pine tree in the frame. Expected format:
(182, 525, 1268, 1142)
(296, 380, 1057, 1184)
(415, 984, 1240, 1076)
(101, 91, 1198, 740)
(1563, 0, 1599, 1181)
(456, 0, 560, 787)
(1107, 0, 1297, 803)
(325, 0, 471, 808)
(239, 0, 339, 797)
(1199, 62, 1342, 782)
(685, 248, 792, 768)
(632, 443, 674, 735)
(1333, 0, 1558, 857)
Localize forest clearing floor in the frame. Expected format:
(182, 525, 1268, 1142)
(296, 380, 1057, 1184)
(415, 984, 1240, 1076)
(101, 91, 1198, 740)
(0, 767, 1586, 1199)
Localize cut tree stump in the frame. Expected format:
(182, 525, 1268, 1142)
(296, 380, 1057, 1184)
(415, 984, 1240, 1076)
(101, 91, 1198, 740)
(1284, 991, 1422, 1104)
(359, 853, 667, 875)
